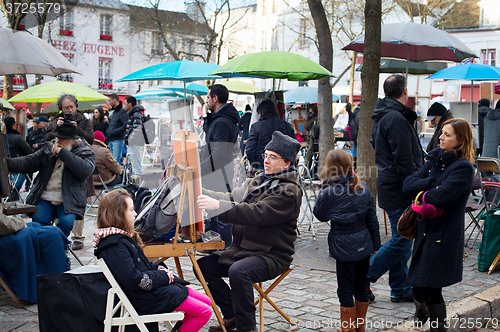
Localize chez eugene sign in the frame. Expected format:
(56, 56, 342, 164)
(50, 39, 125, 57)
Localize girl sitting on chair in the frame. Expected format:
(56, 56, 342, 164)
(93, 188, 212, 332)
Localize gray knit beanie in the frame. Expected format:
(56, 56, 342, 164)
(264, 131, 301, 165)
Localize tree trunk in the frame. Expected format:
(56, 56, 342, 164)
(357, 0, 381, 198)
(307, 0, 334, 168)
(3, 75, 14, 100)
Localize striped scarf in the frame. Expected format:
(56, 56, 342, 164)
(93, 227, 132, 248)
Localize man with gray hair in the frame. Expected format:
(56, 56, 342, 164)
(7, 121, 95, 237)
(197, 131, 302, 332)
(46, 94, 94, 145)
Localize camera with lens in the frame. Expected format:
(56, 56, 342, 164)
(63, 113, 75, 122)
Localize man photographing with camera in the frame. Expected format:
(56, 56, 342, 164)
(45, 94, 94, 145)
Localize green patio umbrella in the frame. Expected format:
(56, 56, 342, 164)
(0, 97, 15, 110)
(220, 80, 262, 94)
(211, 51, 333, 81)
(9, 81, 108, 103)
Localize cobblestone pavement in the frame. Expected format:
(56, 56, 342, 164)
(1, 189, 499, 332)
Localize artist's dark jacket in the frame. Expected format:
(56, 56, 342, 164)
(200, 103, 240, 192)
(6, 129, 32, 158)
(203, 169, 302, 279)
(46, 110, 94, 145)
(7, 139, 95, 219)
(107, 102, 129, 142)
(403, 148, 473, 288)
(94, 234, 188, 315)
(314, 177, 380, 262)
(245, 116, 295, 169)
(371, 97, 423, 210)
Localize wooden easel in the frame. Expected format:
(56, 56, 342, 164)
(143, 130, 227, 332)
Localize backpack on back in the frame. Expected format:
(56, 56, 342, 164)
(134, 176, 184, 242)
(141, 115, 156, 145)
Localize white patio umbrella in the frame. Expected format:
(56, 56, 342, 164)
(0, 28, 80, 76)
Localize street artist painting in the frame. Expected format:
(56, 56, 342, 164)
(196, 131, 302, 332)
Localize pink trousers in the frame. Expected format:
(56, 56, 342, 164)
(173, 287, 212, 332)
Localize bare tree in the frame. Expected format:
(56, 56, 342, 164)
(358, 0, 381, 196)
(307, 0, 334, 167)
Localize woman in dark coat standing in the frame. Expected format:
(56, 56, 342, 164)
(92, 106, 109, 142)
(403, 118, 475, 332)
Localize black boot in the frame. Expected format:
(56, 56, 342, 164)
(428, 303, 447, 332)
(413, 300, 429, 327)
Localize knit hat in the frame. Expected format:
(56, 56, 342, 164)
(264, 131, 301, 164)
(479, 98, 490, 108)
(94, 130, 105, 143)
(425, 103, 447, 121)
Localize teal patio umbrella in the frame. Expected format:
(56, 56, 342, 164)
(427, 63, 500, 122)
(160, 83, 208, 96)
(284, 86, 339, 105)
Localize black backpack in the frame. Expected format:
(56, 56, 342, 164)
(134, 176, 184, 242)
(141, 115, 156, 145)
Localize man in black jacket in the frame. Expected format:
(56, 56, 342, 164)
(368, 74, 423, 303)
(7, 122, 95, 237)
(5, 117, 33, 202)
(245, 99, 295, 170)
(200, 84, 239, 248)
(107, 93, 128, 164)
(425, 103, 453, 152)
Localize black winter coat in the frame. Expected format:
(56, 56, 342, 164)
(371, 97, 424, 210)
(6, 129, 32, 157)
(245, 116, 295, 169)
(426, 110, 453, 152)
(403, 148, 473, 288)
(94, 234, 188, 315)
(125, 106, 145, 146)
(46, 110, 94, 145)
(314, 177, 381, 262)
(482, 108, 500, 158)
(26, 127, 46, 151)
(200, 103, 240, 192)
(478, 105, 490, 155)
(6, 139, 95, 219)
(107, 102, 129, 142)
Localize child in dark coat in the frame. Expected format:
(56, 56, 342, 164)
(313, 149, 380, 332)
(93, 189, 212, 332)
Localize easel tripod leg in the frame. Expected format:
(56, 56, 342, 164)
(186, 248, 227, 332)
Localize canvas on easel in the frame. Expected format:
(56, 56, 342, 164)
(172, 130, 203, 232)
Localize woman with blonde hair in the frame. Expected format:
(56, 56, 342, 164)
(403, 118, 475, 332)
(313, 149, 380, 332)
(93, 189, 212, 332)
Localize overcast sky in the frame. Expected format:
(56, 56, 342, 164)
(122, 0, 255, 14)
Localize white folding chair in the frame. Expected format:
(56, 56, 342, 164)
(97, 258, 184, 332)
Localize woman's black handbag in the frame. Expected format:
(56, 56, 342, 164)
(397, 205, 418, 240)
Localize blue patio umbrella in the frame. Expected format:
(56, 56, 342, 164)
(427, 63, 500, 121)
(134, 87, 181, 99)
(118, 60, 219, 107)
(117, 60, 221, 83)
(283, 86, 339, 105)
(160, 83, 208, 96)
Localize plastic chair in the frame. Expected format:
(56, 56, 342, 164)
(97, 258, 184, 332)
(253, 268, 294, 332)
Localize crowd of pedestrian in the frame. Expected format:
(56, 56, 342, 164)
(0, 75, 495, 332)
